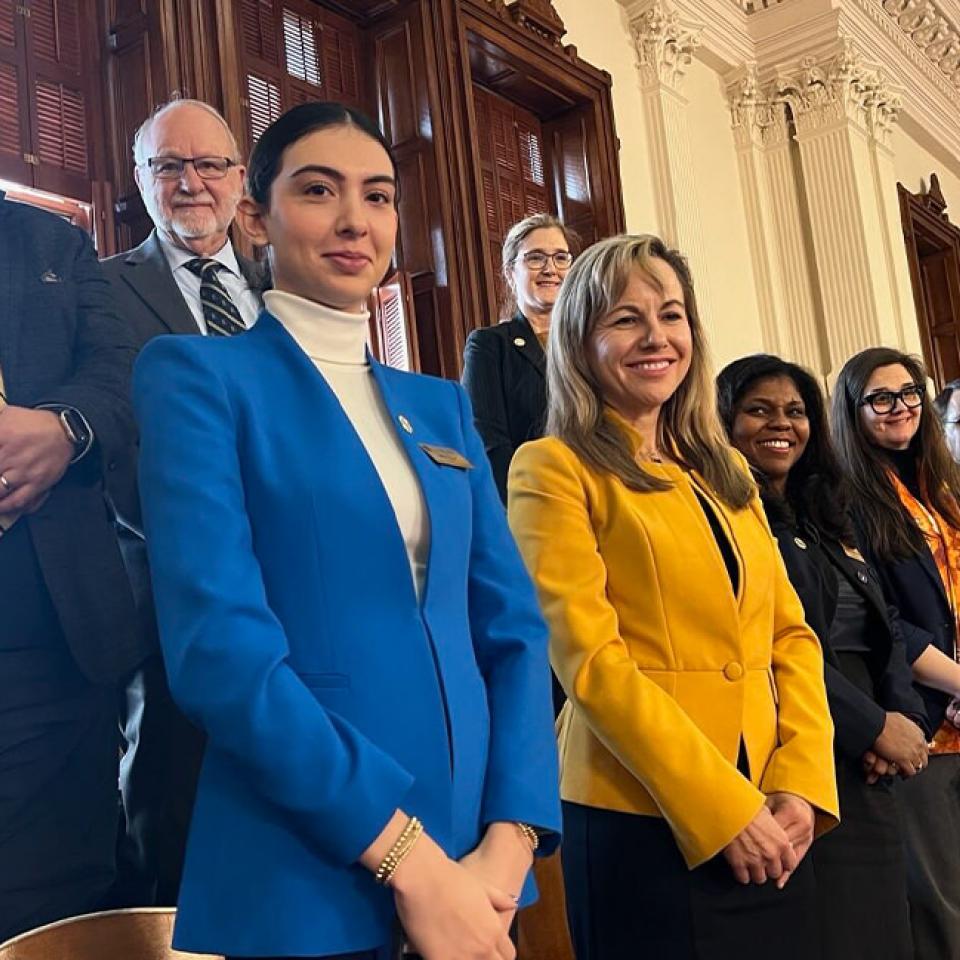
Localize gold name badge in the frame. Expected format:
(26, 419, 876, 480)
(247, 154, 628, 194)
(419, 443, 474, 470)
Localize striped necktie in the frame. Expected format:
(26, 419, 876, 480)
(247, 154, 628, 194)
(184, 258, 247, 337)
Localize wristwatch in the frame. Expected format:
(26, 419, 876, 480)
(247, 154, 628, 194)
(54, 407, 93, 462)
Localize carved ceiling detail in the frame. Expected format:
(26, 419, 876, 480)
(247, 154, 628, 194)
(484, 0, 569, 48)
(878, 0, 960, 91)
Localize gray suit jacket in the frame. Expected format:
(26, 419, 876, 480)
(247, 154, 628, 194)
(101, 230, 267, 528)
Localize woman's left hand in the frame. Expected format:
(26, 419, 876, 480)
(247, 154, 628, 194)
(459, 822, 535, 932)
(764, 792, 815, 888)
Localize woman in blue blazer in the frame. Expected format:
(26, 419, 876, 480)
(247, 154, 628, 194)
(132, 102, 560, 960)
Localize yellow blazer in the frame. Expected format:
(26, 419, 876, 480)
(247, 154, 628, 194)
(508, 434, 839, 868)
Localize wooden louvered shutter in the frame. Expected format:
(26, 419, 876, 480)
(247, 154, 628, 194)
(0, 0, 30, 186)
(372, 272, 419, 371)
(25, 0, 92, 199)
(238, 0, 362, 150)
(548, 107, 598, 247)
(473, 86, 552, 317)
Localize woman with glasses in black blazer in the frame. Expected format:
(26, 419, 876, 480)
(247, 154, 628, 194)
(462, 214, 578, 504)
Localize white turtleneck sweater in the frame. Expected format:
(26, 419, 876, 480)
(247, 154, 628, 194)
(264, 289, 430, 597)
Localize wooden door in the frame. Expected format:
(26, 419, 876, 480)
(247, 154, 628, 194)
(899, 175, 960, 389)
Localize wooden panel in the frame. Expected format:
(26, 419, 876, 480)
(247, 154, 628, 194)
(376, 21, 417, 147)
(320, 20, 358, 104)
(0, 0, 14, 46)
(546, 107, 597, 246)
(240, 0, 279, 66)
(31, 0, 82, 73)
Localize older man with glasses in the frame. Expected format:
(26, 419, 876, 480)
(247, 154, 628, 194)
(100, 98, 267, 909)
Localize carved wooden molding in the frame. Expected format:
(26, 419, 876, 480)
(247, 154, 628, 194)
(921, 170, 951, 215)
(483, 0, 568, 48)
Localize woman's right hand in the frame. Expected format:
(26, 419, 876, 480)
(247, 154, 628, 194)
(390, 833, 517, 960)
(722, 804, 798, 886)
(871, 711, 928, 777)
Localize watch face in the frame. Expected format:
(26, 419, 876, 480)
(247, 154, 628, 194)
(61, 409, 89, 447)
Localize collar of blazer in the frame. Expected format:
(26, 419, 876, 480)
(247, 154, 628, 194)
(120, 230, 267, 336)
(505, 313, 546, 377)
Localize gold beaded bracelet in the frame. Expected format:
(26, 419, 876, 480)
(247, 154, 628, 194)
(375, 815, 424, 885)
(516, 822, 540, 854)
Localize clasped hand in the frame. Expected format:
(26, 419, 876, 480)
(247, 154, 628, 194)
(0, 406, 73, 514)
(723, 792, 814, 889)
(862, 711, 928, 785)
(390, 823, 532, 960)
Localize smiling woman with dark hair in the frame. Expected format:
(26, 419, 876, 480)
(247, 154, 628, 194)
(718, 353, 928, 960)
(131, 102, 560, 960)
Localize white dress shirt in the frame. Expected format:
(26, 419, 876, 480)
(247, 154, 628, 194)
(264, 289, 430, 597)
(158, 234, 261, 334)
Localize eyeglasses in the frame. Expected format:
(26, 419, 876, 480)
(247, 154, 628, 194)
(142, 156, 238, 180)
(520, 251, 574, 271)
(858, 384, 925, 415)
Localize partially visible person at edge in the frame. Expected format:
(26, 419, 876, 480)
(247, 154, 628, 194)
(132, 101, 560, 960)
(461, 212, 578, 721)
(507, 234, 839, 960)
(832, 347, 960, 960)
(461, 213, 578, 503)
(718, 353, 929, 960)
(933, 378, 960, 464)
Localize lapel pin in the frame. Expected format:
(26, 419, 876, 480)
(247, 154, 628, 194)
(40, 269, 62, 283)
(398, 414, 413, 435)
(794, 536, 807, 550)
(513, 337, 526, 347)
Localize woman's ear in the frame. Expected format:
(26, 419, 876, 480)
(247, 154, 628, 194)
(235, 196, 270, 247)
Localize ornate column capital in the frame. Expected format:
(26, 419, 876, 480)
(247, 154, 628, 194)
(775, 37, 902, 144)
(629, 0, 702, 92)
(727, 64, 790, 149)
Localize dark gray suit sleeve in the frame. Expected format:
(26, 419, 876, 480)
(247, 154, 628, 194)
(37, 228, 137, 470)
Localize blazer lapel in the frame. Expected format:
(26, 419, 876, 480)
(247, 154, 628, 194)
(507, 315, 546, 378)
(917, 544, 950, 606)
(120, 231, 199, 336)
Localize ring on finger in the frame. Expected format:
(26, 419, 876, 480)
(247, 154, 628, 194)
(0, 473, 9, 492)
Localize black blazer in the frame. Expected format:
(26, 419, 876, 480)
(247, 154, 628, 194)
(854, 515, 955, 732)
(461, 313, 546, 503)
(0, 192, 145, 683)
(100, 229, 267, 528)
(771, 514, 929, 758)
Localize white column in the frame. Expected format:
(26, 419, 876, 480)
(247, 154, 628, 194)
(727, 66, 825, 374)
(627, 1, 715, 315)
(778, 39, 907, 378)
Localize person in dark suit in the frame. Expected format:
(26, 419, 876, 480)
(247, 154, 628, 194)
(718, 354, 929, 960)
(832, 347, 960, 959)
(0, 192, 145, 942)
(461, 214, 578, 504)
(99, 98, 266, 907)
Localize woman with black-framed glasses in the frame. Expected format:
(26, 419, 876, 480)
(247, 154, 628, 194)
(832, 346, 960, 958)
(461, 214, 579, 505)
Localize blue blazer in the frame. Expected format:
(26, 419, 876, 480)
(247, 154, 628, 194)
(133, 312, 561, 957)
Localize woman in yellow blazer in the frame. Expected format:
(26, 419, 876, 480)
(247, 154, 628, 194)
(507, 234, 839, 960)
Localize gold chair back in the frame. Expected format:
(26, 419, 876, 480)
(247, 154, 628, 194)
(0, 908, 222, 960)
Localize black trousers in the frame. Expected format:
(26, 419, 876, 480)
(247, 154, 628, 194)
(0, 520, 119, 942)
(812, 652, 913, 959)
(115, 653, 205, 907)
(562, 801, 819, 960)
(898, 752, 960, 959)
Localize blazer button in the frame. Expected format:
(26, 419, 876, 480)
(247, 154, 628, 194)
(723, 661, 744, 681)
(857, 571, 868, 584)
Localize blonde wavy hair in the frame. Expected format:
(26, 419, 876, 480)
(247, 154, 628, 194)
(547, 234, 754, 506)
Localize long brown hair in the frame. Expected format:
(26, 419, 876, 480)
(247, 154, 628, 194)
(547, 234, 754, 507)
(830, 346, 960, 561)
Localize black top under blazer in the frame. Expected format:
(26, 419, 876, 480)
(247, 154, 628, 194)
(461, 313, 546, 503)
(0, 191, 145, 683)
(770, 513, 930, 756)
(855, 516, 955, 732)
